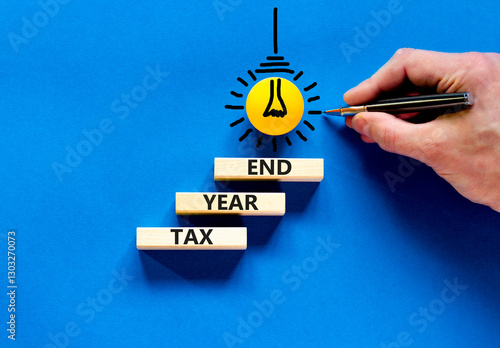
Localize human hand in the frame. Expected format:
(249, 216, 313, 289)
(344, 48, 500, 212)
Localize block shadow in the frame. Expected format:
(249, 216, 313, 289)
(139, 165, 320, 282)
(138, 212, 283, 282)
(178, 213, 283, 247)
(215, 180, 320, 213)
(139, 248, 244, 282)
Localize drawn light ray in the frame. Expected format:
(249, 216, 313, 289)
(230, 117, 245, 127)
(304, 82, 317, 91)
(296, 130, 307, 142)
(303, 120, 315, 131)
(225, 105, 244, 110)
(293, 71, 304, 81)
(239, 128, 253, 141)
(247, 70, 257, 81)
(237, 77, 248, 87)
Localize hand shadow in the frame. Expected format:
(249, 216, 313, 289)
(327, 117, 500, 317)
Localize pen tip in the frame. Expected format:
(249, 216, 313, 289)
(324, 109, 342, 116)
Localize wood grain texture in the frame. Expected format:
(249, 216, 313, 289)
(137, 227, 247, 250)
(175, 192, 286, 215)
(214, 158, 323, 181)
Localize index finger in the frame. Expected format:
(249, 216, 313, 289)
(343, 48, 462, 105)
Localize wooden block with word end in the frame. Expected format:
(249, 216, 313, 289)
(175, 192, 286, 216)
(214, 158, 324, 182)
(137, 227, 247, 250)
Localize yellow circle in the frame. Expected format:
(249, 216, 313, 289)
(246, 77, 304, 136)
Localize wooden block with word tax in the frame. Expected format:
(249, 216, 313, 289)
(136, 227, 247, 250)
(175, 192, 286, 216)
(214, 158, 324, 182)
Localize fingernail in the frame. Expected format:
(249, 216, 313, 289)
(352, 115, 371, 137)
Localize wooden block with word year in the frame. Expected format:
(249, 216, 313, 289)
(214, 158, 324, 182)
(136, 227, 247, 250)
(175, 192, 286, 216)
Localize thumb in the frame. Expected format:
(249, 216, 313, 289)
(352, 112, 433, 161)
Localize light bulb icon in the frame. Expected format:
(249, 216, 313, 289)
(225, 7, 321, 152)
(263, 78, 287, 118)
(246, 77, 304, 136)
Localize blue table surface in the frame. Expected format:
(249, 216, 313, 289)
(2, 1, 500, 347)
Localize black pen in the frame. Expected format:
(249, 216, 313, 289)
(324, 93, 474, 116)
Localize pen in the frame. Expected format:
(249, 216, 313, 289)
(324, 93, 474, 116)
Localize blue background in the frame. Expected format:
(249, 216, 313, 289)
(1, 0, 500, 347)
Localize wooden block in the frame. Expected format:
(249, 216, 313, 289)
(175, 192, 285, 216)
(214, 158, 324, 182)
(137, 227, 247, 250)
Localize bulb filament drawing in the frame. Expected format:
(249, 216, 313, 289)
(263, 78, 287, 118)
